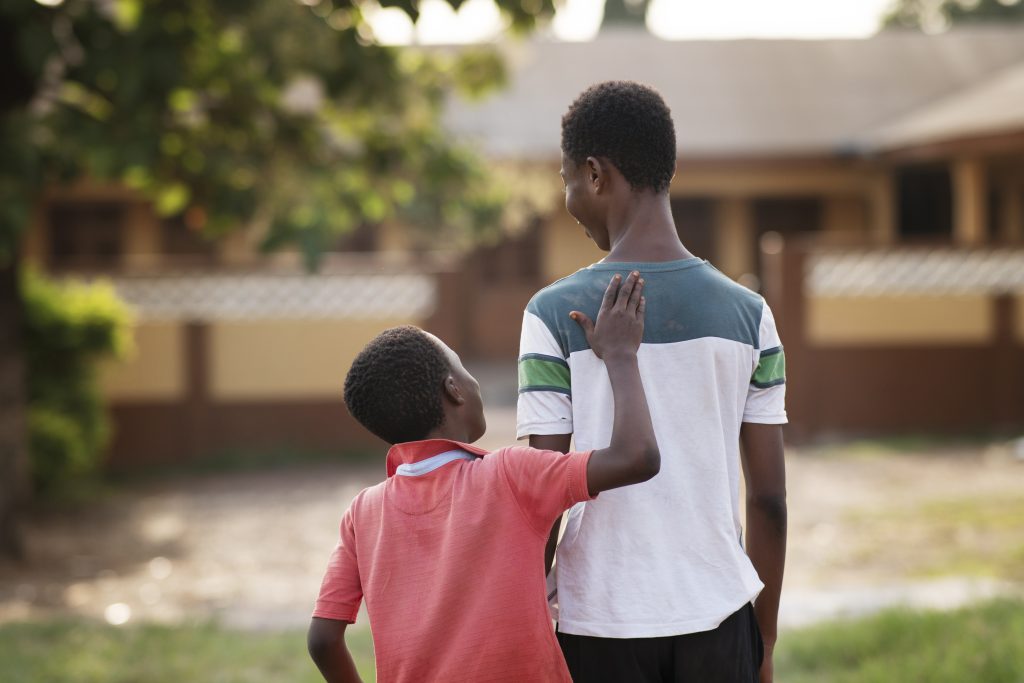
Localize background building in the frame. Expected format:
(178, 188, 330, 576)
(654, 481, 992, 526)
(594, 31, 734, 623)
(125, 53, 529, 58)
(23, 27, 1024, 462)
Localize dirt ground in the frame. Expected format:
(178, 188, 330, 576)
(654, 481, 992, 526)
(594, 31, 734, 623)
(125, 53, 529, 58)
(1, 406, 1022, 631)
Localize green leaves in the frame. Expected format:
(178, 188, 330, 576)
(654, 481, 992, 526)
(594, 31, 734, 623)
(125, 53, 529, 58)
(21, 270, 134, 491)
(1, 0, 555, 265)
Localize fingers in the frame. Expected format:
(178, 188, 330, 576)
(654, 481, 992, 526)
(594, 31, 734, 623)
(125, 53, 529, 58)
(569, 310, 594, 337)
(627, 275, 644, 313)
(600, 274, 621, 313)
(637, 295, 646, 320)
(614, 271, 641, 311)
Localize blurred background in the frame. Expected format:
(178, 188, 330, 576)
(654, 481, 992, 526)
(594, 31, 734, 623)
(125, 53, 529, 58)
(1, 0, 1022, 681)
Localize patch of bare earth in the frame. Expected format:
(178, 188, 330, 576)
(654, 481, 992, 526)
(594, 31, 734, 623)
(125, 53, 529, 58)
(1, 429, 1022, 631)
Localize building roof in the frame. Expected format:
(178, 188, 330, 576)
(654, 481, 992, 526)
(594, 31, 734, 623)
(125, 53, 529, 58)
(864, 60, 1024, 150)
(102, 272, 437, 321)
(443, 27, 1024, 159)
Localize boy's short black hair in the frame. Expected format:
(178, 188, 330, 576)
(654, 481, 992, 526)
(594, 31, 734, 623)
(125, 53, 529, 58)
(561, 81, 676, 194)
(343, 325, 450, 445)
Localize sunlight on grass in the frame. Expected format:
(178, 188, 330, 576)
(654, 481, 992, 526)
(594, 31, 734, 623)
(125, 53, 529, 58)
(4, 601, 1024, 682)
(775, 599, 1024, 683)
(0, 620, 376, 683)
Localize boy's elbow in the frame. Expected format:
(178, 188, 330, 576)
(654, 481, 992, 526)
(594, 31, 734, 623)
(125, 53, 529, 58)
(748, 492, 788, 531)
(634, 444, 661, 482)
(307, 630, 330, 664)
(307, 618, 344, 664)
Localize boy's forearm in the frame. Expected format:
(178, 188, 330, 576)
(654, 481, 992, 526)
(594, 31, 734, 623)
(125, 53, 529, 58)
(582, 352, 659, 494)
(308, 619, 363, 683)
(746, 497, 786, 650)
(311, 646, 362, 683)
(605, 353, 656, 458)
(739, 421, 786, 659)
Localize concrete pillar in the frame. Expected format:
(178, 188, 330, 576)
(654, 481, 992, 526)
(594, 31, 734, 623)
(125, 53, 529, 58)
(122, 201, 161, 270)
(869, 171, 896, 245)
(822, 195, 869, 242)
(715, 197, 754, 280)
(952, 158, 988, 247)
(999, 184, 1023, 244)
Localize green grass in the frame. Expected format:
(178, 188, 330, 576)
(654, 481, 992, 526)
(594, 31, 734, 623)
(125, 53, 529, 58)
(3, 600, 1023, 682)
(0, 620, 375, 683)
(775, 599, 1024, 683)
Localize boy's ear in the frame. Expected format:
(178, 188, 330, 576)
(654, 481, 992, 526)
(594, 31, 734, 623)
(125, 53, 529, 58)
(442, 375, 465, 406)
(586, 156, 606, 193)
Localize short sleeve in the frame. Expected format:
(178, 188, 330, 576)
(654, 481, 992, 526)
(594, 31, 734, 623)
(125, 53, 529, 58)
(517, 309, 573, 439)
(312, 508, 363, 622)
(500, 447, 594, 536)
(744, 300, 788, 424)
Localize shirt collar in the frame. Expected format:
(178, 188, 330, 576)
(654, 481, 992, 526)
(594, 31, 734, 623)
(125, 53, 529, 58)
(385, 438, 490, 478)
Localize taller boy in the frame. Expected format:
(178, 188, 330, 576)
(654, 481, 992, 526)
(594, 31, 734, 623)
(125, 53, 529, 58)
(518, 81, 788, 682)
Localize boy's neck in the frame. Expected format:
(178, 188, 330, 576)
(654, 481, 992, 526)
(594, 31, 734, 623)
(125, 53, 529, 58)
(424, 422, 473, 444)
(603, 193, 691, 263)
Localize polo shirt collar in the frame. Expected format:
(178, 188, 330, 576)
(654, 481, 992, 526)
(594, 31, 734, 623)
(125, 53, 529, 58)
(385, 438, 490, 478)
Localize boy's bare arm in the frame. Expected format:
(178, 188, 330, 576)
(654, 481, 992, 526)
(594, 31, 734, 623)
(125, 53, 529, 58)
(572, 272, 660, 496)
(308, 618, 363, 683)
(740, 422, 787, 683)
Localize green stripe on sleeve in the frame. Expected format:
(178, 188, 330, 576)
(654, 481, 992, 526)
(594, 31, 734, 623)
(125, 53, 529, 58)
(752, 347, 786, 389)
(518, 356, 571, 395)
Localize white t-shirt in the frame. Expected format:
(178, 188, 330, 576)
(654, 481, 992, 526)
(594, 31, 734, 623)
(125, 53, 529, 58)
(517, 258, 787, 638)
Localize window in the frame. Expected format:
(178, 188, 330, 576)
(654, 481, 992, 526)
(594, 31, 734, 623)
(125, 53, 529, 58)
(48, 202, 125, 269)
(896, 165, 952, 240)
(753, 197, 822, 237)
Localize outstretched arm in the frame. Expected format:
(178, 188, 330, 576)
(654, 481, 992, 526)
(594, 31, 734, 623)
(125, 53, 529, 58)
(308, 618, 363, 683)
(573, 272, 660, 496)
(528, 272, 658, 569)
(740, 422, 787, 683)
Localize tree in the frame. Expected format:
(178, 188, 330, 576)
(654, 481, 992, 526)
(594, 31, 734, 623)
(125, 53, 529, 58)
(0, 0, 555, 557)
(883, 0, 1024, 32)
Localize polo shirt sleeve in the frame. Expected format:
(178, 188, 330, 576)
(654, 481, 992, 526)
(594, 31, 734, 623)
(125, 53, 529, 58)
(312, 507, 362, 623)
(744, 299, 788, 424)
(500, 446, 595, 537)
(516, 308, 573, 439)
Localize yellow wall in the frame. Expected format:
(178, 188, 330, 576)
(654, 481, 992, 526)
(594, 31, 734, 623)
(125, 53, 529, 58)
(541, 211, 606, 283)
(808, 295, 992, 346)
(209, 318, 416, 400)
(100, 322, 185, 400)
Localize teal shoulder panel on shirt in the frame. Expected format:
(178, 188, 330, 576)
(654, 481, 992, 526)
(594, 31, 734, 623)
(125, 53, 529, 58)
(525, 259, 763, 356)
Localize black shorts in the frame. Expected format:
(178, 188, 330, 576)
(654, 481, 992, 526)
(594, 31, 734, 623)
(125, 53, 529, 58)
(557, 603, 764, 683)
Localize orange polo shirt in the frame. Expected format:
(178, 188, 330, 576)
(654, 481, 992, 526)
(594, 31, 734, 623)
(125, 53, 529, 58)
(313, 438, 594, 682)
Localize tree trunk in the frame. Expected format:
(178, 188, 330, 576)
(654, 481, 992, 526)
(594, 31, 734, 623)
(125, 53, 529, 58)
(0, 258, 28, 559)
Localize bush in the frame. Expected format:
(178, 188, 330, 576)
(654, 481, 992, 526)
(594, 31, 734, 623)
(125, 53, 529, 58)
(21, 271, 132, 491)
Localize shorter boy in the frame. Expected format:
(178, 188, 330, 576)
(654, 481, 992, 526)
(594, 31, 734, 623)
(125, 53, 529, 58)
(308, 272, 658, 683)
